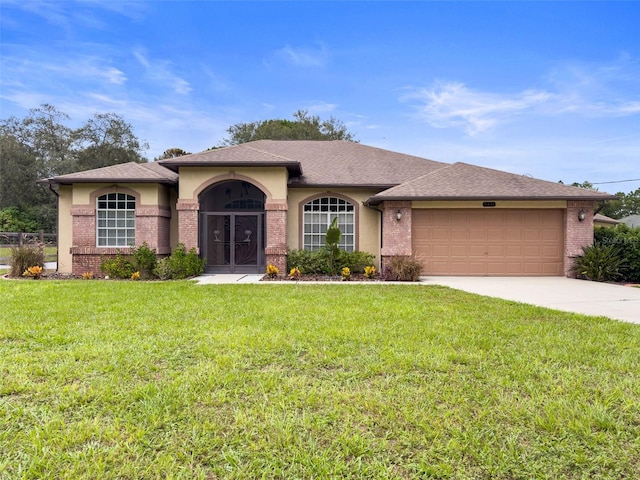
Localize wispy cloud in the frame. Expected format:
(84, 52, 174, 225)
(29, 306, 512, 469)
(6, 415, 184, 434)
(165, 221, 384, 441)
(273, 43, 329, 68)
(133, 48, 192, 95)
(401, 82, 552, 135)
(403, 56, 640, 135)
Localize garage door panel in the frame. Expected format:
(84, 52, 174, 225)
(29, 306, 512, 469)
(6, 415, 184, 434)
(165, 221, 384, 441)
(412, 209, 563, 276)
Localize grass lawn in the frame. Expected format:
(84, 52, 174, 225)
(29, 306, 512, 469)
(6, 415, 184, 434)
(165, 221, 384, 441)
(1, 281, 639, 479)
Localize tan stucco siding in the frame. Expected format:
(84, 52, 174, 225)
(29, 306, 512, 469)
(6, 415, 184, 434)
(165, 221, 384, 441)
(411, 200, 568, 209)
(178, 167, 289, 201)
(287, 188, 381, 262)
(57, 185, 73, 273)
(71, 183, 168, 206)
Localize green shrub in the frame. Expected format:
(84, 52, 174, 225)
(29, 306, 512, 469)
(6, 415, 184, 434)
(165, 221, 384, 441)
(383, 256, 423, 282)
(287, 249, 331, 274)
(571, 244, 623, 282)
(9, 243, 44, 277)
(100, 252, 136, 279)
(153, 243, 205, 280)
(594, 225, 640, 282)
(338, 251, 376, 273)
(131, 242, 157, 279)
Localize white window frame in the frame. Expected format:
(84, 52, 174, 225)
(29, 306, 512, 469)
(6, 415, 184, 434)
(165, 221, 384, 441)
(96, 193, 136, 247)
(303, 196, 355, 251)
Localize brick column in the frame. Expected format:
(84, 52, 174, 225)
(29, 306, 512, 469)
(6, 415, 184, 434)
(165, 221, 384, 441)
(136, 206, 172, 255)
(380, 201, 412, 271)
(265, 201, 288, 274)
(176, 200, 199, 253)
(564, 200, 596, 277)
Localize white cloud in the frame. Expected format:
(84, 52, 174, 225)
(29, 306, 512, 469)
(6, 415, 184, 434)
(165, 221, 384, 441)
(274, 44, 329, 68)
(401, 81, 552, 135)
(133, 48, 192, 95)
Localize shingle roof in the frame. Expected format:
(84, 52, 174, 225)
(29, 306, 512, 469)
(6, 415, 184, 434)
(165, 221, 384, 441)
(160, 140, 447, 187)
(41, 161, 178, 185)
(367, 162, 617, 203)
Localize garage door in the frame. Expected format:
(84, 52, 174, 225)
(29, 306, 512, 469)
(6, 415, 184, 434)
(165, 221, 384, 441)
(412, 209, 564, 276)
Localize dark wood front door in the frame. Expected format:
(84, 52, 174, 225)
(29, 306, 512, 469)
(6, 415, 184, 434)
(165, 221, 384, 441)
(201, 213, 264, 273)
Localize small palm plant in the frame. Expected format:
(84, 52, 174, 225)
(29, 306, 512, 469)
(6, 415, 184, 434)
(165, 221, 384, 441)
(571, 244, 623, 282)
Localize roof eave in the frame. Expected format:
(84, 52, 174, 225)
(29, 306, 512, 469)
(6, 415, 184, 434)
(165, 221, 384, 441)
(159, 160, 303, 177)
(39, 177, 177, 186)
(366, 194, 619, 205)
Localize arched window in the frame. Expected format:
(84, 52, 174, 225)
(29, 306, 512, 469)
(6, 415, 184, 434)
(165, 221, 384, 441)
(96, 193, 135, 247)
(303, 196, 355, 251)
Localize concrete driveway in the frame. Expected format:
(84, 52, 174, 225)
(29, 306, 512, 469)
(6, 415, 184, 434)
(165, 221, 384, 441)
(423, 277, 640, 325)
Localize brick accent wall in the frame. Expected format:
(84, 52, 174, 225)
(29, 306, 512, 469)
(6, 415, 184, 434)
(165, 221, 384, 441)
(380, 201, 412, 271)
(176, 201, 199, 253)
(70, 195, 174, 276)
(265, 201, 288, 273)
(564, 200, 596, 276)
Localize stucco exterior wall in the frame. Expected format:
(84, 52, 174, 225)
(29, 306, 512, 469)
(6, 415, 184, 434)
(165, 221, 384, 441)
(286, 188, 382, 265)
(57, 185, 74, 273)
(177, 167, 288, 202)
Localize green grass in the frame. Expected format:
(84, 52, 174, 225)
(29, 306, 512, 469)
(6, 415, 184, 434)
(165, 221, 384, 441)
(1, 281, 639, 479)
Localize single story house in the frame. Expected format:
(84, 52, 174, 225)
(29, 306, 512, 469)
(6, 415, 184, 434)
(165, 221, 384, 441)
(41, 140, 616, 277)
(593, 213, 621, 228)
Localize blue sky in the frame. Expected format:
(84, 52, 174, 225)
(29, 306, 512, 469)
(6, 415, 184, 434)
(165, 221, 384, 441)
(1, 1, 639, 193)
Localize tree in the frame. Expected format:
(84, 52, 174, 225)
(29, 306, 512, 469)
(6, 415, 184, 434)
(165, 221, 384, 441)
(1, 105, 149, 231)
(569, 181, 640, 219)
(154, 147, 191, 161)
(74, 113, 148, 170)
(219, 110, 357, 146)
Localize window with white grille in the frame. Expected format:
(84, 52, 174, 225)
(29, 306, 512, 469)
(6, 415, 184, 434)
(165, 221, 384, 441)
(96, 193, 135, 247)
(302, 197, 355, 251)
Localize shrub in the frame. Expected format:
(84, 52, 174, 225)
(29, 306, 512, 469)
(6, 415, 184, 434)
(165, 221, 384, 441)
(338, 251, 376, 273)
(341, 266, 351, 281)
(364, 265, 376, 279)
(152, 243, 205, 280)
(100, 252, 136, 279)
(9, 243, 44, 277)
(594, 225, 640, 282)
(153, 258, 173, 280)
(383, 256, 423, 282)
(131, 242, 157, 279)
(266, 264, 279, 278)
(287, 249, 331, 274)
(571, 244, 623, 282)
(131, 271, 141, 281)
(289, 267, 302, 280)
(23, 265, 43, 279)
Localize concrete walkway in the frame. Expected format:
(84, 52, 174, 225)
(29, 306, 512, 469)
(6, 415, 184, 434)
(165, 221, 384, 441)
(423, 277, 640, 324)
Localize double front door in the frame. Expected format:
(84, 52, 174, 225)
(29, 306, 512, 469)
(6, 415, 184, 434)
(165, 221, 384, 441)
(201, 213, 265, 273)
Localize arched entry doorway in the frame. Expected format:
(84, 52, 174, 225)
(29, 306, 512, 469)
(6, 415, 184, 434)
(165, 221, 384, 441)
(199, 181, 266, 273)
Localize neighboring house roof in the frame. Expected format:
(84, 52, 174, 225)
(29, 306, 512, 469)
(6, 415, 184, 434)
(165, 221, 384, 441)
(41, 161, 178, 185)
(594, 214, 620, 225)
(366, 162, 617, 204)
(620, 214, 640, 228)
(160, 140, 447, 187)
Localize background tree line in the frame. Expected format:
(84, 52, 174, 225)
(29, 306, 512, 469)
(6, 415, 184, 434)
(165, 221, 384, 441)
(1, 105, 148, 232)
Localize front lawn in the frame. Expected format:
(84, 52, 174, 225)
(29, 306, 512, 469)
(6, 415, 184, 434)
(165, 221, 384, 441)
(1, 281, 638, 479)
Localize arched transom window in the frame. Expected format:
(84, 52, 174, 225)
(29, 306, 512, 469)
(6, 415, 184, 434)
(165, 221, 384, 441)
(303, 196, 355, 251)
(97, 193, 135, 247)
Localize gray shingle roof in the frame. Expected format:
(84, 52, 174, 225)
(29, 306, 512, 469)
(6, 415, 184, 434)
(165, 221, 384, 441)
(41, 161, 178, 185)
(160, 140, 447, 187)
(367, 162, 617, 203)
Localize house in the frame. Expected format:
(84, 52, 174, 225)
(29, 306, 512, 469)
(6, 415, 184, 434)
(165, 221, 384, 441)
(41, 140, 616, 277)
(619, 214, 640, 228)
(593, 213, 620, 228)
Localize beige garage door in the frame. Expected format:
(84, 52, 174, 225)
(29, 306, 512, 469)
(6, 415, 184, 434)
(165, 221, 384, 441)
(412, 209, 564, 276)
